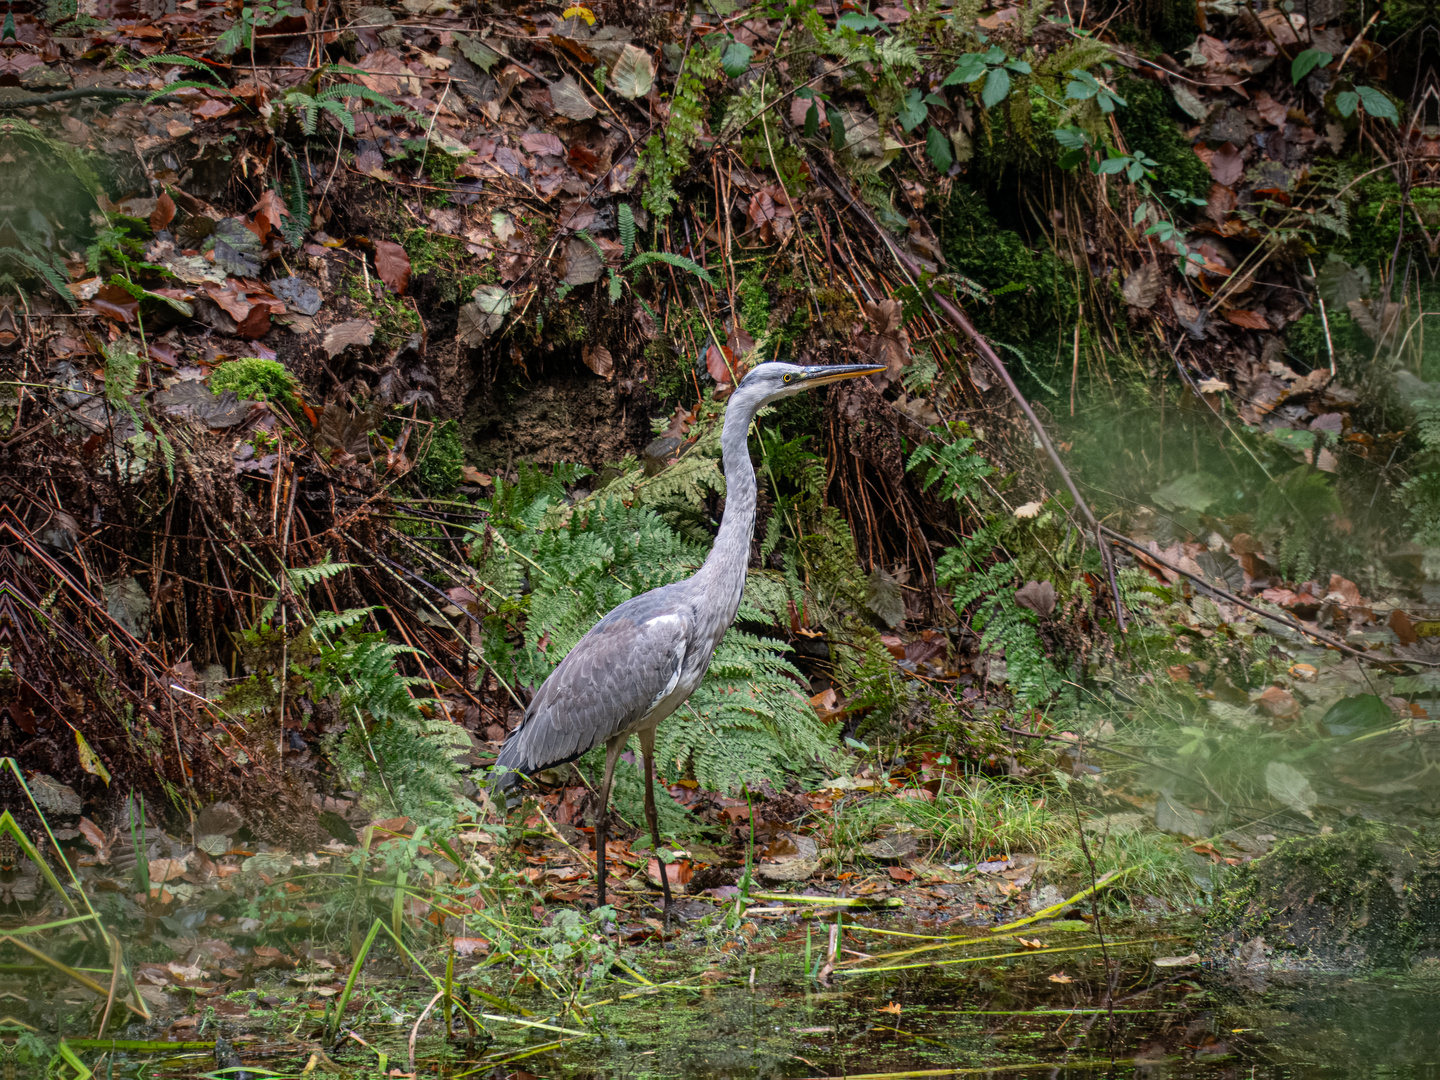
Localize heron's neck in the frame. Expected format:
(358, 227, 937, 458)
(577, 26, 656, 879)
(695, 391, 762, 601)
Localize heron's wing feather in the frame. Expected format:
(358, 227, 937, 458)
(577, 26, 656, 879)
(494, 602, 692, 780)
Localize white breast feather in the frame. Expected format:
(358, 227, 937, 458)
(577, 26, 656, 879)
(644, 614, 687, 713)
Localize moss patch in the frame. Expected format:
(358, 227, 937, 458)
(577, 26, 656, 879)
(935, 185, 1077, 375)
(1115, 77, 1211, 200)
(1203, 822, 1425, 971)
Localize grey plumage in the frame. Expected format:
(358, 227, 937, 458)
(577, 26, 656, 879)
(492, 360, 885, 908)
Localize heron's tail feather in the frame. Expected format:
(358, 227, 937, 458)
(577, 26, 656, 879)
(490, 729, 533, 792)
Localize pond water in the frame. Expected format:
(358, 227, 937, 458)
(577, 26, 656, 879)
(449, 942, 1439, 1080)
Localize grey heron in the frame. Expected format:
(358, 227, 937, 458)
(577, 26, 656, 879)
(493, 361, 885, 910)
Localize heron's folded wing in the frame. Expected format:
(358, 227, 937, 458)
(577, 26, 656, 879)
(494, 606, 692, 778)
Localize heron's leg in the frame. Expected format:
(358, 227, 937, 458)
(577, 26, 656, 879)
(594, 733, 626, 911)
(638, 727, 673, 917)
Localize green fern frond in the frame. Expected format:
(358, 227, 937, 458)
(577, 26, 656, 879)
(140, 54, 224, 78)
(625, 251, 716, 287)
(618, 204, 637, 259)
(288, 554, 355, 590)
(12, 250, 76, 307)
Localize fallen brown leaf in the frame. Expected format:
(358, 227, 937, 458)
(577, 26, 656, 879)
(374, 240, 411, 295)
(582, 343, 614, 378)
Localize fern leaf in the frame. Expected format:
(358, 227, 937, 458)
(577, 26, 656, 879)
(139, 54, 223, 78)
(618, 204, 636, 259)
(625, 250, 716, 287)
(289, 554, 354, 590)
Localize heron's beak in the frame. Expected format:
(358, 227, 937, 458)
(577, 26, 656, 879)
(798, 363, 887, 386)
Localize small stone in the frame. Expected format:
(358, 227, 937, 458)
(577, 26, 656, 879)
(1258, 685, 1300, 720)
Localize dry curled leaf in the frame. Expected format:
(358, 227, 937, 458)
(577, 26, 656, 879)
(549, 75, 597, 120)
(706, 343, 741, 388)
(1224, 309, 1270, 330)
(861, 298, 910, 383)
(1209, 142, 1244, 186)
(150, 191, 176, 233)
(520, 131, 565, 156)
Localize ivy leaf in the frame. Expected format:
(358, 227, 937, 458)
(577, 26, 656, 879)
(982, 45, 1006, 64)
(925, 124, 953, 172)
(1006, 59, 1031, 74)
(1356, 85, 1399, 124)
(898, 88, 928, 132)
(721, 40, 753, 78)
(1291, 48, 1332, 84)
(981, 66, 1011, 108)
(943, 53, 989, 86)
(837, 10, 882, 30)
(827, 105, 847, 149)
(804, 101, 820, 138)
(1335, 89, 1359, 117)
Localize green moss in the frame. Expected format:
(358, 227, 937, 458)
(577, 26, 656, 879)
(412, 419, 465, 494)
(1204, 823, 1422, 968)
(422, 149, 460, 185)
(210, 358, 300, 411)
(1115, 77, 1211, 200)
(344, 273, 420, 346)
(1345, 170, 1404, 276)
(644, 339, 689, 403)
(972, 84, 1063, 171)
(1286, 309, 1369, 374)
(936, 185, 1077, 373)
(737, 264, 771, 339)
(402, 228, 466, 278)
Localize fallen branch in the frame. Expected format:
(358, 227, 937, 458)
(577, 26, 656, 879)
(1099, 525, 1430, 668)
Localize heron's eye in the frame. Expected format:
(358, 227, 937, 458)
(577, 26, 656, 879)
(783, 373, 792, 383)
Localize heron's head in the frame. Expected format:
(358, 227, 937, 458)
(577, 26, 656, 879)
(734, 361, 886, 405)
